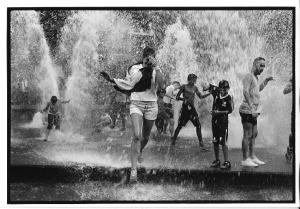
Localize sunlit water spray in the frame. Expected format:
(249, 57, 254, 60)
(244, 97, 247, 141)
(11, 10, 292, 169)
(157, 11, 292, 152)
(59, 11, 135, 131)
(11, 11, 60, 128)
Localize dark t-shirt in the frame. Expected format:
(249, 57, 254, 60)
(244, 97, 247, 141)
(212, 94, 233, 124)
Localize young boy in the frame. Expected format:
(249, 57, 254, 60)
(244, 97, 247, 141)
(41, 96, 70, 141)
(171, 74, 211, 149)
(156, 89, 172, 137)
(210, 80, 233, 169)
(107, 91, 127, 131)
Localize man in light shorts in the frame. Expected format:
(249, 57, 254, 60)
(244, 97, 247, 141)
(239, 57, 273, 167)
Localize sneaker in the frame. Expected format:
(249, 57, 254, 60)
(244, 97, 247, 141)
(210, 159, 221, 168)
(250, 156, 265, 165)
(241, 158, 258, 167)
(221, 161, 231, 169)
(130, 168, 137, 183)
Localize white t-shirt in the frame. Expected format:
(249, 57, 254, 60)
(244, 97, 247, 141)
(163, 85, 175, 104)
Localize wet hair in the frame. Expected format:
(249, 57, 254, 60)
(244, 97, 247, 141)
(187, 74, 197, 81)
(51, 96, 58, 104)
(142, 47, 155, 58)
(172, 81, 180, 86)
(218, 80, 230, 89)
(253, 57, 265, 65)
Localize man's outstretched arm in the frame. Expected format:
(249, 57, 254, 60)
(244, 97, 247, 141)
(195, 87, 210, 99)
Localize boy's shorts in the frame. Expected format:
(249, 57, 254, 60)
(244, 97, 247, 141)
(164, 103, 174, 119)
(239, 112, 257, 125)
(155, 114, 165, 132)
(178, 104, 201, 127)
(130, 100, 158, 120)
(212, 120, 228, 146)
(47, 114, 60, 130)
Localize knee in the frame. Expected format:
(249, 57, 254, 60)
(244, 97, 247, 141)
(170, 119, 174, 126)
(196, 123, 202, 129)
(243, 131, 252, 140)
(133, 132, 142, 141)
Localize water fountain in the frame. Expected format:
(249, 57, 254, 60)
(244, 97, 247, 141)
(9, 10, 294, 201)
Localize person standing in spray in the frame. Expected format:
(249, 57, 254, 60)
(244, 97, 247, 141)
(239, 57, 273, 167)
(171, 74, 211, 150)
(40, 96, 70, 141)
(100, 47, 164, 182)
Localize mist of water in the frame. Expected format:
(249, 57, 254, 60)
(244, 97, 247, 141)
(156, 11, 292, 151)
(11, 10, 293, 168)
(11, 11, 59, 106)
(58, 11, 135, 131)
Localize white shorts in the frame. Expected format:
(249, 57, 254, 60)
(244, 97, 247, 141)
(130, 100, 158, 120)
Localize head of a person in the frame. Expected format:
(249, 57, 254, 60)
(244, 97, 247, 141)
(172, 81, 181, 90)
(50, 96, 58, 104)
(187, 74, 197, 85)
(252, 57, 266, 75)
(218, 80, 230, 96)
(157, 88, 166, 98)
(142, 46, 156, 67)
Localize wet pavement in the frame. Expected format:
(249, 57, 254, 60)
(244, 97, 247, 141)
(9, 125, 294, 202)
(10, 126, 292, 174)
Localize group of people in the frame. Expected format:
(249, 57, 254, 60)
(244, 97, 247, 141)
(40, 46, 293, 182)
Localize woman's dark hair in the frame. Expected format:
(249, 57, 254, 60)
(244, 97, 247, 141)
(51, 96, 58, 104)
(132, 66, 153, 92)
(142, 47, 155, 58)
(114, 66, 153, 95)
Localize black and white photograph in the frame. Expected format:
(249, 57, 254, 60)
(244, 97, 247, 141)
(5, 2, 297, 206)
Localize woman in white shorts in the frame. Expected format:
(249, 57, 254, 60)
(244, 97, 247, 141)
(101, 47, 164, 182)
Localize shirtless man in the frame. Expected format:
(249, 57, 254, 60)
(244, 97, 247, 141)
(171, 74, 211, 149)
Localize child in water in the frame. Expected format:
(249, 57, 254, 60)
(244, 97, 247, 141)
(40, 96, 70, 141)
(210, 80, 233, 169)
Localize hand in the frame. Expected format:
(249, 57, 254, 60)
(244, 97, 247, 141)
(210, 110, 217, 115)
(100, 71, 112, 82)
(266, 76, 273, 82)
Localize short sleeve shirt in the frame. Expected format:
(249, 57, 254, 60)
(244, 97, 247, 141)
(239, 73, 260, 114)
(128, 64, 158, 101)
(163, 85, 175, 104)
